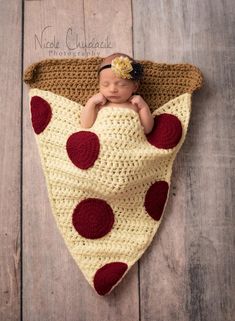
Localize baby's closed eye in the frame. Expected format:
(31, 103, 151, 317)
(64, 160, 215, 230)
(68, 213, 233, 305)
(100, 82, 109, 87)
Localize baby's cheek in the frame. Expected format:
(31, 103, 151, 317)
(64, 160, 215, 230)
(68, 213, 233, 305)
(99, 88, 106, 96)
(123, 88, 132, 96)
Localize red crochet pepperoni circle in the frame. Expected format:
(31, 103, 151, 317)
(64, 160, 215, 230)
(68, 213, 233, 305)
(94, 262, 128, 295)
(144, 181, 169, 221)
(72, 198, 114, 239)
(30, 96, 52, 134)
(66, 131, 100, 169)
(146, 113, 182, 149)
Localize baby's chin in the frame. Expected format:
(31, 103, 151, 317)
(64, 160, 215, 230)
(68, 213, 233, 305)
(106, 97, 128, 104)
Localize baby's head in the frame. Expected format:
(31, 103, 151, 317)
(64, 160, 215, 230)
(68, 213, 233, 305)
(98, 53, 143, 104)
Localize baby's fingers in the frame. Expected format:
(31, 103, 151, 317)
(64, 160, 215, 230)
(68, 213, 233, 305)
(128, 95, 135, 102)
(101, 97, 107, 105)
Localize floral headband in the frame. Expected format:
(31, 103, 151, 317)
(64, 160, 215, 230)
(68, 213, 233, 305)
(98, 56, 144, 81)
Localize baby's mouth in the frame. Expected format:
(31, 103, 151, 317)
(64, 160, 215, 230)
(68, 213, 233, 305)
(108, 96, 120, 99)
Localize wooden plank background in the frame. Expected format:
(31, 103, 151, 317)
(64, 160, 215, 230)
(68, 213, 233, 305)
(0, 0, 234, 320)
(0, 1, 22, 321)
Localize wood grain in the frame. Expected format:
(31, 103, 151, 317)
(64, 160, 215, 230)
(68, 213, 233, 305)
(1, 0, 234, 320)
(133, 0, 235, 320)
(0, 1, 21, 321)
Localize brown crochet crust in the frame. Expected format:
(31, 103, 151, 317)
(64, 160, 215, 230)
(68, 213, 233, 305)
(23, 57, 203, 112)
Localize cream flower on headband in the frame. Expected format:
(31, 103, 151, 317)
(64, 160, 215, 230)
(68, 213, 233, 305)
(111, 56, 133, 79)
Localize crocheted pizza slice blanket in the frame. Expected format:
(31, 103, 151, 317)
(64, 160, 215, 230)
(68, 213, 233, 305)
(24, 57, 203, 296)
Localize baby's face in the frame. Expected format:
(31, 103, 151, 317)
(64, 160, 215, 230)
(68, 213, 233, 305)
(99, 68, 138, 104)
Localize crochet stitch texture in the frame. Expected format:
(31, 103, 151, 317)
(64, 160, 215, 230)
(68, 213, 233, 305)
(24, 57, 202, 111)
(24, 57, 203, 296)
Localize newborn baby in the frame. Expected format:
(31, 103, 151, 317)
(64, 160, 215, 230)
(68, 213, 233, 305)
(80, 53, 154, 134)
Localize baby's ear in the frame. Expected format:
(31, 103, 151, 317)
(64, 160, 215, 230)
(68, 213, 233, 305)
(133, 81, 139, 92)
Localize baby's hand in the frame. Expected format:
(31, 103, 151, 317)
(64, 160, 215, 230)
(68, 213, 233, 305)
(128, 95, 148, 111)
(88, 93, 107, 108)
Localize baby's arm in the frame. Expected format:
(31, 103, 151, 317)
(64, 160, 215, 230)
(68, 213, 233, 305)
(80, 93, 107, 128)
(129, 95, 154, 134)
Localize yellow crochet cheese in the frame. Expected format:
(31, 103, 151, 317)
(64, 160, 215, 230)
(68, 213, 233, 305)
(28, 88, 191, 295)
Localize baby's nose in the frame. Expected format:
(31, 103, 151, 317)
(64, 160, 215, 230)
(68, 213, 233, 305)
(110, 85, 118, 92)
